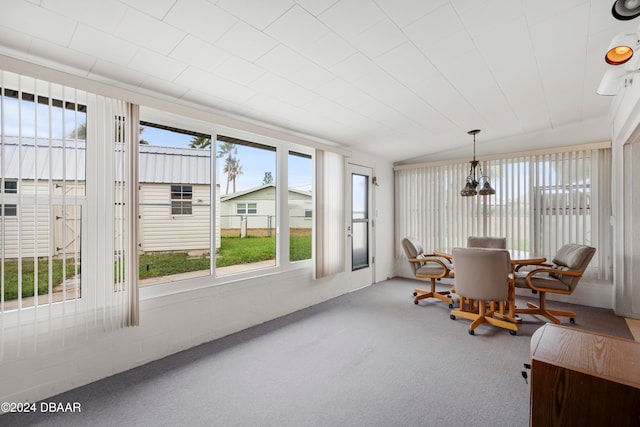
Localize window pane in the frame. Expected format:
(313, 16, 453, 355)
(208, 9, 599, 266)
(4, 181, 17, 193)
(352, 221, 368, 270)
(1, 81, 85, 308)
(217, 136, 276, 276)
(289, 151, 312, 262)
(138, 123, 212, 285)
(352, 174, 368, 220)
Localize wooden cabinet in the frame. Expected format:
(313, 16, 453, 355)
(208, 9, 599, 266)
(529, 323, 640, 427)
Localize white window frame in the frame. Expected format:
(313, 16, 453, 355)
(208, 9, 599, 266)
(236, 202, 257, 215)
(171, 184, 193, 216)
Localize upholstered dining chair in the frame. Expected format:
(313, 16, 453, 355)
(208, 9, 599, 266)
(449, 247, 518, 335)
(402, 237, 454, 307)
(467, 236, 507, 249)
(513, 243, 596, 324)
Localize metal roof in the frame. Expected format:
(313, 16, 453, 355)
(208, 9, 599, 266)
(2, 136, 211, 184)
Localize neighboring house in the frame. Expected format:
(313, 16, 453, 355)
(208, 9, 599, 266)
(138, 144, 220, 254)
(219, 184, 311, 231)
(1, 137, 221, 259)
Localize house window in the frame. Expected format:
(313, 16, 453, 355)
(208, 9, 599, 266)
(2, 180, 17, 216)
(171, 185, 193, 215)
(305, 210, 312, 218)
(236, 202, 257, 215)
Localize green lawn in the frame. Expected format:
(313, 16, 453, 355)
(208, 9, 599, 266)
(3, 236, 312, 301)
(1, 258, 78, 300)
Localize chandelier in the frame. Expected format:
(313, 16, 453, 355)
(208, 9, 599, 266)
(460, 129, 495, 197)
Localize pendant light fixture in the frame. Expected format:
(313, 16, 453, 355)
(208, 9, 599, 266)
(460, 129, 495, 197)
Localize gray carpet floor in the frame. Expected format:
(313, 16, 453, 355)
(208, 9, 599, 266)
(2, 278, 632, 427)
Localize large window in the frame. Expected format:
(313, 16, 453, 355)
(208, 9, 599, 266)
(395, 145, 612, 280)
(137, 121, 212, 285)
(0, 80, 86, 309)
(0, 69, 138, 334)
(217, 136, 277, 276)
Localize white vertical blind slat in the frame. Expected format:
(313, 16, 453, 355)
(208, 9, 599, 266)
(396, 146, 611, 279)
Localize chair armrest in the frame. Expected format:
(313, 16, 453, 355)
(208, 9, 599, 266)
(408, 257, 449, 269)
(524, 268, 583, 292)
(433, 251, 453, 262)
(512, 258, 548, 272)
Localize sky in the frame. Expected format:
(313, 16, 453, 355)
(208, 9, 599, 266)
(0, 95, 312, 195)
(141, 125, 312, 194)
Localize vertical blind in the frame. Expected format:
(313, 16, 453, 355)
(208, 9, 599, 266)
(395, 145, 612, 280)
(0, 70, 138, 357)
(314, 149, 345, 278)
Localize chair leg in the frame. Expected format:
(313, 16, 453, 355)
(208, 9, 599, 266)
(514, 291, 576, 324)
(414, 278, 454, 306)
(451, 300, 519, 334)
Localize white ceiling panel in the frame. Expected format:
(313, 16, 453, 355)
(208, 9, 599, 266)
(314, 78, 376, 109)
(139, 75, 191, 101)
(41, 0, 127, 33)
(349, 18, 407, 59)
(217, 0, 294, 30)
(286, 62, 334, 89)
(249, 73, 318, 107)
(256, 44, 312, 78)
(70, 24, 138, 67)
(169, 35, 231, 73)
(2, 0, 76, 47)
(300, 32, 356, 68)
(0, 0, 631, 162)
(116, 8, 185, 55)
(163, 0, 237, 43)
(215, 21, 278, 62)
(176, 67, 256, 104)
(118, 0, 176, 20)
(457, 0, 524, 39)
(375, 0, 447, 28)
(213, 56, 266, 85)
(319, 0, 385, 40)
(265, 5, 329, 52)
(403, 4, 464, 45)
(294, 0, 339, 17)
(128, 48, 187, 82)
(328, 53, 379, 83)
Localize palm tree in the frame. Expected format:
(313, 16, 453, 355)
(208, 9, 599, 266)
(218, 142, 241, 194)
(230, 158, 243, 193)
(189, 135, 211, 149)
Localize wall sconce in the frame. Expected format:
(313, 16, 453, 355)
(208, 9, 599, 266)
(598, 25, 640, 95)
(612, 0, 640, 21)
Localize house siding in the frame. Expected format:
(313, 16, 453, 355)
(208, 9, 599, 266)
(139, 183, 220, 253)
